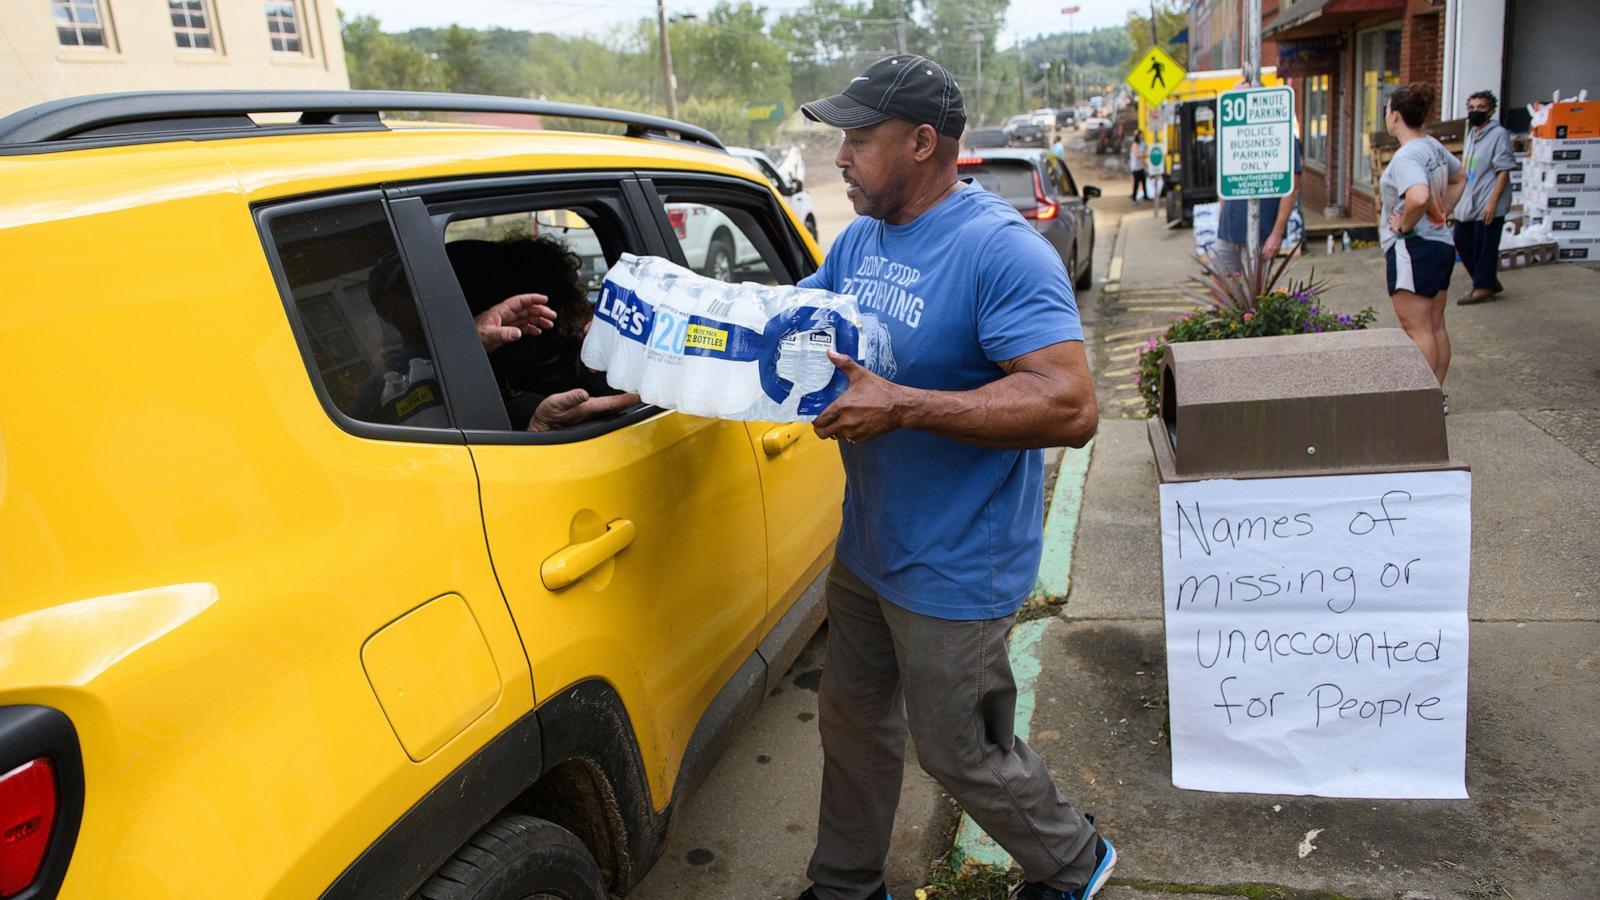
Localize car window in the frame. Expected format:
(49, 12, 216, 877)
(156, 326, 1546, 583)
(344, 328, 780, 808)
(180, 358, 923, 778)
(1046, 158, 1076, 200)
(1058, 159, 1081, 197)
(647, 182, 804, 286)
(958, 160, 1036, 203)
(265, 198, 451, 431)
(436, 203, 640, 432)
(747, 155, 786, 193)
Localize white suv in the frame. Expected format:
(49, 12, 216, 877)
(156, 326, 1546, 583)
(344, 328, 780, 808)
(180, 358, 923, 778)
(728, 146, 817, 240)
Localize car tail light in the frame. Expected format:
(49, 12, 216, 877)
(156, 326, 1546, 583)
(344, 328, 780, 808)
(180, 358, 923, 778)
(0, 758, 55, 897)
(666, 208, 687, 239)
(955, 157, 985, 166)
(1021, 171, 1059, 221)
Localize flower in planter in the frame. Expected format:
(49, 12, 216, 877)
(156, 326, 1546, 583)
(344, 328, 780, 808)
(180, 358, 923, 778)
(1134, 266, 1377, 418)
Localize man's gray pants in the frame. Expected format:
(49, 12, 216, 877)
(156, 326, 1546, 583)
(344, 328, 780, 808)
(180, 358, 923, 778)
(806, 563, 1098, 899)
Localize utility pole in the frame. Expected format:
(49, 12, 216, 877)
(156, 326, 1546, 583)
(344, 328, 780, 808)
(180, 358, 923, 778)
(1244, 0, 1262, 273)
(895, 1, 907, 55)
(966, 15, 985, 125)
(1017, 35, 1027, 110)
(1061, 6, 1080, 107)
(1150, 0, 1159, 46)
(656, 0, 677, 120)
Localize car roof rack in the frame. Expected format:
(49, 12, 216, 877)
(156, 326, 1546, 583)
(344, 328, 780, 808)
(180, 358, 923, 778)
(0, 90, 726, 155)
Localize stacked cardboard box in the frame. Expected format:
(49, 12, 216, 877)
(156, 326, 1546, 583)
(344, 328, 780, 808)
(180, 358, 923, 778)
(1523, 136, 1600, 261)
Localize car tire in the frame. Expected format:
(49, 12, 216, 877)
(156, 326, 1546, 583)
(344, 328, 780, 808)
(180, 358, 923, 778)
(1075, 239, 1094, 290)
(413, 815, 605, 900)
(804, 215, 818, 240)
(705, 231, 736, 283)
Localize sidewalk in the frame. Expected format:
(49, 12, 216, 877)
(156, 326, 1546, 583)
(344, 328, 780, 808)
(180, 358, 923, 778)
(1030, 214, 1600, 898)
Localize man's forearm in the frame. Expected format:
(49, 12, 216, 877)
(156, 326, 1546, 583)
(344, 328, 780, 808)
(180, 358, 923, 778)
(1271, 186, 1297, 239)
(894, 371, 1096, 450)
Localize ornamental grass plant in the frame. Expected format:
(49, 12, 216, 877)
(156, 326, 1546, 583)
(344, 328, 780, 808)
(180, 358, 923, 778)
(1135, 254, 1377, 417)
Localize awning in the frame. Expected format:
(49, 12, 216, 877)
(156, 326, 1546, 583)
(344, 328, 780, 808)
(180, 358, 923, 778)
(1265, 0, 1404, 40)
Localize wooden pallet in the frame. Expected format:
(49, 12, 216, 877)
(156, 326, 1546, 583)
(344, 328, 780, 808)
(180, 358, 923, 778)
(1498, 242, 1559, 269)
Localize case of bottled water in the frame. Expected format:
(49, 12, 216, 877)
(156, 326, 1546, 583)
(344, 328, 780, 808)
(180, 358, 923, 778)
(581, 253, 870, 422)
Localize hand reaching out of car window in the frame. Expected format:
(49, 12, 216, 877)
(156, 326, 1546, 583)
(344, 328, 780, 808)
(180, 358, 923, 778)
(527, 388, 640, 432)
(475, 292, 558, 352)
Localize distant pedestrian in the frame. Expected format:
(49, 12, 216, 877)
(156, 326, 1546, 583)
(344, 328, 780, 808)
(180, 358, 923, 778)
(1130, 133, 1148, 200)
(794, 54, 1114, 900)
(1052, 132, 1066, 159)
(1379, 82, 1466, 388)
(1452, 90, 1517, 305)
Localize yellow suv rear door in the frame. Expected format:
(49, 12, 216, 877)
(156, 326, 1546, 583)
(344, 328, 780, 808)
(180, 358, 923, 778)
(635, 175, 844, 630)
(386, 174, 769, 806)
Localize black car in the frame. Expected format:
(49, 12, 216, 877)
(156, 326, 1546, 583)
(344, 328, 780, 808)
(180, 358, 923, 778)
(957, 148, 1100, 289)
(1008, 122, 1048, 147)
(965, 127, 1010, 149)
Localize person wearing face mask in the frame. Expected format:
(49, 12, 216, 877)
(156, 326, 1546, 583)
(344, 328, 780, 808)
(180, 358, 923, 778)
(1379, 82, 1467, 391)
(1452, 91, 1518, 305)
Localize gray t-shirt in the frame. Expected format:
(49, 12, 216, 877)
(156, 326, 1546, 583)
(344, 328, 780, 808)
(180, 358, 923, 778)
(1379, 135, 1461, 250)
(1453, 121, 1517, 220)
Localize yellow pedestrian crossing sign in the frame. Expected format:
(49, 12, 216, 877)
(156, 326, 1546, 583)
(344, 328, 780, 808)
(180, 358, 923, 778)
(1127, 45, 1187, 107)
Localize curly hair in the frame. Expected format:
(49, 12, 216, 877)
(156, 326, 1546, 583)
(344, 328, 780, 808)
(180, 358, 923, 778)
(447, 233, 596, 395)
(1467, 89, 1498, 112)
(1388, 82, 1436, 129)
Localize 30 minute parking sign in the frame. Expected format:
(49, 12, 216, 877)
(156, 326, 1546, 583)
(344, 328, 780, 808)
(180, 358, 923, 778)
(1217, 86, 1295, 199)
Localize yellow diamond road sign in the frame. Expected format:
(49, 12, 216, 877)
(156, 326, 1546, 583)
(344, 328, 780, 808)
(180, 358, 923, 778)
(1127, 45, 1187, 107)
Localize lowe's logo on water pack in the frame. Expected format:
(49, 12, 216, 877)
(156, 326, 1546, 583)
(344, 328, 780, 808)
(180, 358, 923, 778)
(596, 281, 653, 341)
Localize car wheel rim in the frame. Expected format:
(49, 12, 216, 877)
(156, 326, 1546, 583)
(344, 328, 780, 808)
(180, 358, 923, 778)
(712, 250, 732, 281)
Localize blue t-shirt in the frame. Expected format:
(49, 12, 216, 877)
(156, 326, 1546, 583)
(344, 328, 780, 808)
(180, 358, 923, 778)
(800, 184, 1083, 620)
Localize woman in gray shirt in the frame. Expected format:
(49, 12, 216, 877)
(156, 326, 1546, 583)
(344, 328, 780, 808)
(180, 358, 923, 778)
(1379, 82, 1466, 388)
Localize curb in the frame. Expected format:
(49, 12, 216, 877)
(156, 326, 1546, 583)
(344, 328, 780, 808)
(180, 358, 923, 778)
(949, 440, 1095, 872)
(1103, 217, 1129, 293)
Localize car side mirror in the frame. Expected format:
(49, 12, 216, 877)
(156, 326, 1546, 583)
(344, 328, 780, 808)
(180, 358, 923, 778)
(787, 179, 803, 195)
(1083, 185, 1102, 201)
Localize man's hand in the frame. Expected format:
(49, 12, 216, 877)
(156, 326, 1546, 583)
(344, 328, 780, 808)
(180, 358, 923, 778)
(1261, 231, 1283, 260)
(812, 352, 907, 444)
(476, 293, 557, 352)
(528, 389, 639, 432)
(1481, 206, 1496, 226)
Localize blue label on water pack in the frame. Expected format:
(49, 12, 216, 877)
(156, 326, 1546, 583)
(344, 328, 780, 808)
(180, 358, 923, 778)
(757, 306, 861, 415)
(594, 280, 655, 343)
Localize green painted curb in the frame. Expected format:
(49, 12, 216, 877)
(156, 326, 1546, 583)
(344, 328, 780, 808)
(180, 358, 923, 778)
(1034, 440, 1094, 600)
(951, 441, 1095, 872)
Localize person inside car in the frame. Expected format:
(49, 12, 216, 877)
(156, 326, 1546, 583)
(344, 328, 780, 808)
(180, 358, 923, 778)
(447, 235, 639, 432)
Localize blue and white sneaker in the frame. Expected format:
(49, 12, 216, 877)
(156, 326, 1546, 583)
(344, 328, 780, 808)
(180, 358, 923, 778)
(1009, 833, 1117, 900)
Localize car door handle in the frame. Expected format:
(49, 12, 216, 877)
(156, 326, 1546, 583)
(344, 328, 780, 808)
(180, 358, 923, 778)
(541, 518, 636, 590)
(761, 423, 808, 456)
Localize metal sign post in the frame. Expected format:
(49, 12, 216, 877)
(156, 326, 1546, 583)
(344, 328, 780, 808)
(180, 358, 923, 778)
(1245, 0, 1262, 272)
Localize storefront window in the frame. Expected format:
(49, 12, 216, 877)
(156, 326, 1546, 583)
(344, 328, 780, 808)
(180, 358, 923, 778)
(1353, 24, 1401, 185)
(1305, 74, 1330, 166)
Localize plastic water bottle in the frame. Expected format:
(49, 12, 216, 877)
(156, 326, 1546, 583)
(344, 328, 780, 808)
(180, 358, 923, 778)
(1341, 230, 1352, 252)
(1326, 234, 1335, 255)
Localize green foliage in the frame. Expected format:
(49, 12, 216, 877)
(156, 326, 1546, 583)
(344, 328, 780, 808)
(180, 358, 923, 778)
(1124, 0, 1189, 73)
(1134, 281, 1378, 417)
(341, 14, 446, 92)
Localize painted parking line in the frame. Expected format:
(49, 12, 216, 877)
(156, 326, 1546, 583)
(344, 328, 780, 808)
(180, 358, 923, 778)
(1099, 325, 1164, 342)
(950, 441, 1093, 871)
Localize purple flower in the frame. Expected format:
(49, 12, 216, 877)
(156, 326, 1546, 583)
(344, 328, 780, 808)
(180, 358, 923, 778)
(1337, 314, 1349, 324)
(1313, 325, 1324, 333)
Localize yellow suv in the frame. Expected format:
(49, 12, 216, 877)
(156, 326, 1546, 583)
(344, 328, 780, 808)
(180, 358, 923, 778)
(0, 91, 842, 900)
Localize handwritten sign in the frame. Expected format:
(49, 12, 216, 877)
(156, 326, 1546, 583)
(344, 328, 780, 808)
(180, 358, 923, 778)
(1159, 470, 1471, 798)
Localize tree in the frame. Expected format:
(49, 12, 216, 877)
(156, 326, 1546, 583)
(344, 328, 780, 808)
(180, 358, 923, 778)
(341, 14, 447, 92)
(1124, 0, 1189, 74)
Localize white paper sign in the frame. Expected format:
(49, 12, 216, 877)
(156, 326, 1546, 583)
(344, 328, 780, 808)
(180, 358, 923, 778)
(1159, 470, 1472, 799)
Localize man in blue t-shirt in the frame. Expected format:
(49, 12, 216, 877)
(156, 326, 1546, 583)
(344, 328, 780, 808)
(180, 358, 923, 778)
(792, 56, 1113, 900)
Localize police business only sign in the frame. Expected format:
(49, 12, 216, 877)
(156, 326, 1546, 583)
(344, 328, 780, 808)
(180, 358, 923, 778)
(1159, 470, 1472, 799)
(1217, 85, 1295, 199)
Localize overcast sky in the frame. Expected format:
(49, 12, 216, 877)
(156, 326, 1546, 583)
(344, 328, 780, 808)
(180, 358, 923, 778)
(334, 1, 1147, 43)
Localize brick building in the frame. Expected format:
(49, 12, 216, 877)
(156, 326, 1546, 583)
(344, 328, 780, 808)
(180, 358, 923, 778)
(1197, 0, 1600, 221)
(1, 1, 348, 118)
